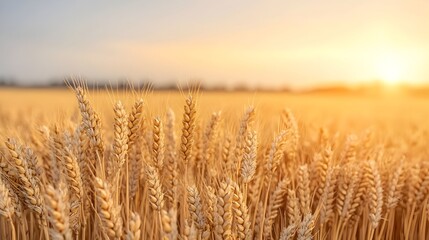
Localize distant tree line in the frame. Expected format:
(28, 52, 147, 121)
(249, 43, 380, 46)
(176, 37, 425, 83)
(0, 77, 293, 92)
(0, 77, 428, 95)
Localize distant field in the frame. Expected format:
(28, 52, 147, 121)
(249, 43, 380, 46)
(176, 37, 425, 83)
(1, 87, 428, 129)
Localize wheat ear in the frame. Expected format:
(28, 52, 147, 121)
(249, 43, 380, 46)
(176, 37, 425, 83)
(286, 187, 301, 233)
(232, 183, 251, 240)
(241, 130, 257, 184)
(152, 117, 165, 171)
(0, 177, 15, 217)
(263, 131, 287, 186)
(165, 109, 178, 208)
(319, 166, 337, 225)
(235, 106, 255, 161)
(297, 165, 310, 215)
(146, 164, 165, 211)
(180, 95, 196, 167)
(366, 160, 383, 228)
(94, 177, 123, 239)
(281, 108, 299, 162)
(203, 111, 221, 163)
(279, 224, 297, 240)
(386, 160, 405, 209)
(127, 211, 142, 240)
(62, 147, 84, 233)
(44, 184, 72, 240)
(128, 98, 144, 147)
(74, 86, 104, 155)
(263, 178, 289, 238)
(5, 139, 44, 215)
(297, 213, 314, 240)
(187, 185, 206, 231)
(214, 180, 233, 240)
(315, 146, 332, 199)
(337, 165, 359, 221)
(113, 101, 129, 169)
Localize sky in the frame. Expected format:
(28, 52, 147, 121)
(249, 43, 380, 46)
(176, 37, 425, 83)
(1, 0, 429, 89)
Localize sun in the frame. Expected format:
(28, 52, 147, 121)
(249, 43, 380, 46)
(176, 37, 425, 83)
(375, 53, 405, 85)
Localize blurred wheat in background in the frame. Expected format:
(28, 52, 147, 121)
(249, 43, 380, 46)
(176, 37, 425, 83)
(0, 84, 428, 240)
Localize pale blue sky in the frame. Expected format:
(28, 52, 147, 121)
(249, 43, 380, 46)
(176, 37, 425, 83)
(1, 1, 429, 88)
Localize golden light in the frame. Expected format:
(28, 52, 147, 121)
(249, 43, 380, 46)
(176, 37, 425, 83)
(375, 53, 406, 85)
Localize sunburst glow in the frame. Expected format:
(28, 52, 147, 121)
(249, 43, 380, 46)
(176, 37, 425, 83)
(375, 53, 406, 85)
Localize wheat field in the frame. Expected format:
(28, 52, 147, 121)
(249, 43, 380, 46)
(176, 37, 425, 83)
(0, 86, 428, 240)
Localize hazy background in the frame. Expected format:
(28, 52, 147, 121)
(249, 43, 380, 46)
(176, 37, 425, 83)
(1, 1, 429, 89)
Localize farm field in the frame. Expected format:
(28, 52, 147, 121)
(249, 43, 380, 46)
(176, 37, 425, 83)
(0, 87, 429, 240)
